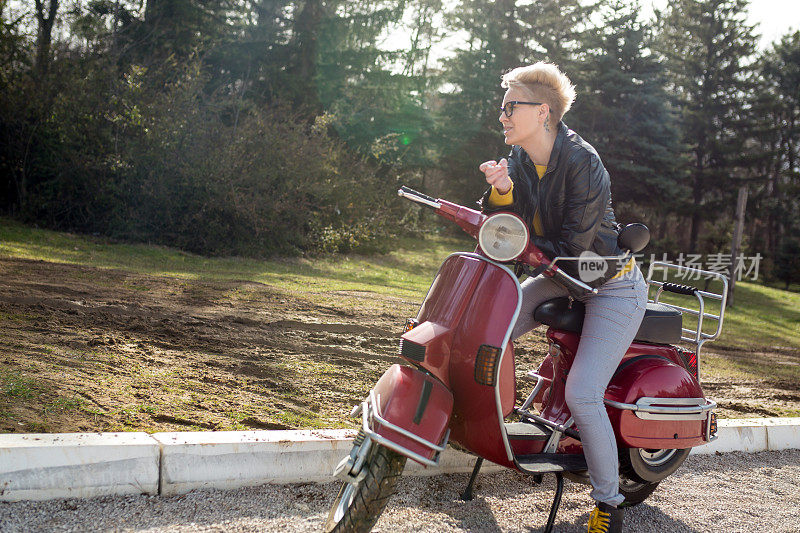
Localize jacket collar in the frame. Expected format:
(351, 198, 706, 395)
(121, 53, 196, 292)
(519, 121, 567, 175)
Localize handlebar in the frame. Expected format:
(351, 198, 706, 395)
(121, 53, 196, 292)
(549, 268, 599, 296)
(398, 185, 601, 296)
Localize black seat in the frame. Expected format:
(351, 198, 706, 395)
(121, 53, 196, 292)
(533, 297, 683, 345)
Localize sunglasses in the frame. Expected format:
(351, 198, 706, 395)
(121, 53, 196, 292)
(500, 101, 543, 117)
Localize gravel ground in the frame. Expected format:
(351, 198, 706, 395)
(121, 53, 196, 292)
(1, 450, 798, 532)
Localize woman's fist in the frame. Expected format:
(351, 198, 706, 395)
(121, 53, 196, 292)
(479, 158, 512, 194)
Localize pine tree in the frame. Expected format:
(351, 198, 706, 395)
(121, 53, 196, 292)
(570, 0, 687, 211)
(750, 31, 800, 261)
(434, 0, 530, 203)
(435, 0, 604, 203)
(656, 0, 758, 252)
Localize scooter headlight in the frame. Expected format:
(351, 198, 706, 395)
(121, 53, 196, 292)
(478, 212, 529, 262)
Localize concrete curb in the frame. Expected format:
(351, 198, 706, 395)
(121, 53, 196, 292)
(1, 418, 798, 502)
(0, 433, 159, 502)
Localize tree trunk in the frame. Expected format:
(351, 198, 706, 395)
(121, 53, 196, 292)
(688, 147, 705, 253)
(291, 0, 322, 78)
(34, 0, 59, 79)
(727, 185, 748, 307)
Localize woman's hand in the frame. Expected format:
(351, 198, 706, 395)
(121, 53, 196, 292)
(479, 158, 512, 194)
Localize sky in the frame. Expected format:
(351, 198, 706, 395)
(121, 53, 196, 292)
(644, 0, 800, 49)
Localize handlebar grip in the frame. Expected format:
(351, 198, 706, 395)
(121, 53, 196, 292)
(662, 282, 698, 295)
(398, 186, 437, 204)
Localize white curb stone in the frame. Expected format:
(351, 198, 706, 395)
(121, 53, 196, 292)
(0, 433, 159, 502)
(153, 430, 359, 495)
(689, 417, 800, 455)
(1, 419, 798, 501)
(763, 418, 800, 451)
(404, 447, 502, 476)
(153, 430, 502, 496)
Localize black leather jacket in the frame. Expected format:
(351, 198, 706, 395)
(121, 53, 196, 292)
(480, 121, 624, 288)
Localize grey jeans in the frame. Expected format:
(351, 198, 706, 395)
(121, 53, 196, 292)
(512, 266, 648, 507)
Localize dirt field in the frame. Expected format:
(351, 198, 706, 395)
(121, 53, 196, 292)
(1, 256, 798, 434)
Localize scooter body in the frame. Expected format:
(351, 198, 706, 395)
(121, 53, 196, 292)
(376, 250, 716, 471)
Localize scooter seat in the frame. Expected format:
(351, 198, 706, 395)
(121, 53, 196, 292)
(533, 298, 683, 345)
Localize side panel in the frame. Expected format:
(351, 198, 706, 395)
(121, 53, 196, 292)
(606, 359, 707, 448)
(373, 365, 453, 462)
(539, 330, 581, 426)
(447, 262, 520, 468)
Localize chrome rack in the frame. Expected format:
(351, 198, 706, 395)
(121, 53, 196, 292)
(646, 261, 729, 379)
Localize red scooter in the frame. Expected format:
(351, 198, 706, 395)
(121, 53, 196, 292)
(325, 187, 727, 533)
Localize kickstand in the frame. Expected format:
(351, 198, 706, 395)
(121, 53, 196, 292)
(460, 457, 483, 501)
(543, 472, 564, 533)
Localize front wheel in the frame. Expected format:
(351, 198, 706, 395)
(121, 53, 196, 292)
(325, 444, 407, 533)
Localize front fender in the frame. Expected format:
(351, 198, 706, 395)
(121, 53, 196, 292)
(366, 364, 453, 465)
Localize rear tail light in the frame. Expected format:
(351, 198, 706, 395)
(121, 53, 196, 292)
(474, 344, 501, 386)
(677, 347, 698, 380)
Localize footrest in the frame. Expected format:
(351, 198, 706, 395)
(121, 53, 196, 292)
(516, 453, 587, 474)
(505, 422, 550, 441)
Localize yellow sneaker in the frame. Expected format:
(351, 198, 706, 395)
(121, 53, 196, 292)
(587, 501, 623, 533)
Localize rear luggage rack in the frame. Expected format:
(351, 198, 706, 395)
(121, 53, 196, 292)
(646, 261, 729, 380)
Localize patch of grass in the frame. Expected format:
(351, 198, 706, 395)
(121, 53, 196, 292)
(702, 352, 800, 384)
(273, 408, 329, 430)
(0, 368, 41, 399)
(0, 218, 468, 299)
(0, 310, 38, 323)
(45, 396, 85, 412)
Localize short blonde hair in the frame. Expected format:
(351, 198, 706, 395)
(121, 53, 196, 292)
(501, 62, 576, 122)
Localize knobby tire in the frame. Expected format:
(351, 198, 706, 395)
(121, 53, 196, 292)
(325, 444, 407, 533)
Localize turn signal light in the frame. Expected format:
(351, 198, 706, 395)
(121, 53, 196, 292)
(474, 344, 501, 386)
(709, 412, 718, 438)
(403, 318, 419, 333)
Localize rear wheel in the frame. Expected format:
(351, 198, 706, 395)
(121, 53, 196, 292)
(618, 475, 660, 507)
(618, 447, 690, 507)
(567, 447, 690, 507)
(620, 447, 690, 483)
(325, 444, 407, 533)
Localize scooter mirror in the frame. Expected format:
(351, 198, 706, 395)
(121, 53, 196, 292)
(618, 223, 650, 253)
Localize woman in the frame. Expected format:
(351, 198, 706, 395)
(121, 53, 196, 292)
(479, 62, 648, 533)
